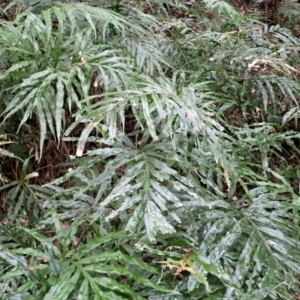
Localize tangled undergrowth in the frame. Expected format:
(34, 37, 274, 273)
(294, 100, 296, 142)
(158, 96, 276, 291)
(0, 0, 300, 299)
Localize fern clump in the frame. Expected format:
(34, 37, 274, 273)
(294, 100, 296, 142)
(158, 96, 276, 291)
(0, 0, 300, 299)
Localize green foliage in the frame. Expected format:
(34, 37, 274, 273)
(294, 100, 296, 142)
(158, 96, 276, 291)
(1, 0, 300, 299)
(0, 211, 178, 299)
(279, 1, 300, 20)
(278, 0, 300, 34)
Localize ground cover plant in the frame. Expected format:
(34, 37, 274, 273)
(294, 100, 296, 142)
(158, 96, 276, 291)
(0, 0, 300, 299)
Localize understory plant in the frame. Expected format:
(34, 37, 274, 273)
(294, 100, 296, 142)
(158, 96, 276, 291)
(0, 0, 300, 299)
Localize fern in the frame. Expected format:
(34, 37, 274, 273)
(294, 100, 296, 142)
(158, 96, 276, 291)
(278, 1, 300, 21)
(0, 4, 146, 157)
(0, 211, 176, 299)
(1, 0, 300, 299)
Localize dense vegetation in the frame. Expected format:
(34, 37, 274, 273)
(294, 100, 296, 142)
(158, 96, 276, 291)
(1, 0, 300, 299)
